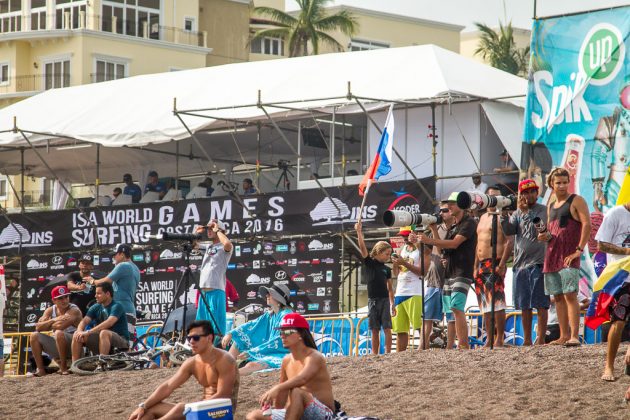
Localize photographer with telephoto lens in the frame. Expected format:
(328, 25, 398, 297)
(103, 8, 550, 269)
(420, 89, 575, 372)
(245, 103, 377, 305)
(415, 192, 477, 350)
(500, 179, 549, 346)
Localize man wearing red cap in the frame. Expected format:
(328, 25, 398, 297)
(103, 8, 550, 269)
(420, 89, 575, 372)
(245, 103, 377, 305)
(501, 179, 550, 346)
(247, 313, 335, 420)
(29, 285, 82, 376)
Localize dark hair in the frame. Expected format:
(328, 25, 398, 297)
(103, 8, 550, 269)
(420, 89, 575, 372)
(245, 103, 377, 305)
(187, 320, 215, 337)
(243, 178, 253, 184)
(486, 185, 501, 194)
(96, 282, 114, 297)
(113, 187, 122, 194)
(299, 329, 317, 350)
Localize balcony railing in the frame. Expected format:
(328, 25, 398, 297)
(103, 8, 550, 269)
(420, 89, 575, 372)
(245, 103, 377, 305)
(0, 12, 207, 48)
(0, 74, 71, 95)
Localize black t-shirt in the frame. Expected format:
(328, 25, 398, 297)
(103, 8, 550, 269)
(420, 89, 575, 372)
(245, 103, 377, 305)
(363, 256, 391, 299)
(445, 214, 477, 280)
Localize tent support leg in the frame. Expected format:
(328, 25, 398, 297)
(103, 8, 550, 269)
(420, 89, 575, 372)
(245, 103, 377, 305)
(20, 147, 25, 213)
(258, 101, 343, 216)
(172, 105, 254, 218)
(352, 96, 436, 205)
(95, 143, 100, 203)
(16, 127, 100, 248)
(175, 141, 179, 193)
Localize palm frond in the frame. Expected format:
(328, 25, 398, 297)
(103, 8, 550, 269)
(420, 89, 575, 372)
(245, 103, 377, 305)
(253, 6, 297, 26)
(250, 27, 290, 42)
(314, 30, 345, 52)
(315, 12, 358, 36)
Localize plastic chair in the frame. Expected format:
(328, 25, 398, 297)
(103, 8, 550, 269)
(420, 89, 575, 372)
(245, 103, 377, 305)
(89, 196, 112, 207)
(186, 186, 208, 199)
(112, 194, 132, 206)
(139, 191, 160, 203)
(161, 189, 183, 201)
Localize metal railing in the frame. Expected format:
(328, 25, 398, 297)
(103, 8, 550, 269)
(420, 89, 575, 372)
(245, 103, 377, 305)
(0, 12, 206, 47)
(0, 74, 72, 95)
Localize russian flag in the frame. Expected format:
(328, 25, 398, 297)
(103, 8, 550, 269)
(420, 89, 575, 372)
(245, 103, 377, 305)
(585, 256, 630, 330)
(359, 105, 395, 196)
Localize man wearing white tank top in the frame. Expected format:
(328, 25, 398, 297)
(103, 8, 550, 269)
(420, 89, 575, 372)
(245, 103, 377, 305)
(30, 285, 82, 376)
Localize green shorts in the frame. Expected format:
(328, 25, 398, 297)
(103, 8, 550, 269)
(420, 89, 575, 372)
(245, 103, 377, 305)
(442, 291, 468, 313)
(544, 268, 580, 296)
(392, 296, 423, 333)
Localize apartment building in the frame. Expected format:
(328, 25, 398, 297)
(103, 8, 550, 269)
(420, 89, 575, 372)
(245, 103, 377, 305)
(249, 2, 463, 61)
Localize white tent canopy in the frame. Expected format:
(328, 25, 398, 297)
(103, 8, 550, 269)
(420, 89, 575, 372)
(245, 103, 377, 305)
(0, 44, 527, 183)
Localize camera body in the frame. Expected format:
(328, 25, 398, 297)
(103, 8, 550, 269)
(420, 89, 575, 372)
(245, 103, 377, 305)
(383, 210, 443, 228)
(456, 191, 517, 211)
(277, 160, 290, 170)
(532, 216, 547, 233)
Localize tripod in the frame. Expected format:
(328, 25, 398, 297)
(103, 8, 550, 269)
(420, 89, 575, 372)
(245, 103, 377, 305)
(275, 166, 293, 191)
(157, 241, 223, 345)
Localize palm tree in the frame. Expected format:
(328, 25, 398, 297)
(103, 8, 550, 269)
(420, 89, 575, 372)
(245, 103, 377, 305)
(251, 0, 358, 57)
(474, 22, 530, 76)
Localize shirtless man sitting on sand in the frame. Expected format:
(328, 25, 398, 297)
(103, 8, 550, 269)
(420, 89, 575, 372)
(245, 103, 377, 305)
(474, 186, 513, 348)
(246, 313, 335, 420)
(128, 320, 239, 420)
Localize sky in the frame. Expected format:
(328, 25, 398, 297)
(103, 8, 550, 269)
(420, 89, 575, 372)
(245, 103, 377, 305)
(286, 0, 630, 31)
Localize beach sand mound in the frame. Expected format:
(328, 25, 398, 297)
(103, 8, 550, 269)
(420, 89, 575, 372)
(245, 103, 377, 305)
(1, 344, 629, 419)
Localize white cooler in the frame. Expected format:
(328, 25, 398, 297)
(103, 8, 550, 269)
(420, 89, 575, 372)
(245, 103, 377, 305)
(184, 398, 233, 420)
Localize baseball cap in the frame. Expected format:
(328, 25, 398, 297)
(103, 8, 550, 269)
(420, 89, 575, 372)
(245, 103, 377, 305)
(259, 284, 291, 307)
(276, 312, 310, 330)
(113, 243, 132, 257)
(51, 285, 71, 300)
(207, 219, 227, 232)
(518, 179, 539, 193)
(441, 192, 459, 203)
(148, 170, 158, 178)
(78, 254, 92, 264)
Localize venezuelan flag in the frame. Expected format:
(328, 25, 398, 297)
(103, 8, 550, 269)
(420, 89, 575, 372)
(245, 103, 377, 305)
(359, 104, 395, 196)
(585, 256, 630, 330)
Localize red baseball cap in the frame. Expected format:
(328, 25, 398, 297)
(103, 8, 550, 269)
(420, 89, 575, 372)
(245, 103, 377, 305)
(518, 179, 539, 193)
(276, 313, 310, 330)
(51, 285, 71, 300)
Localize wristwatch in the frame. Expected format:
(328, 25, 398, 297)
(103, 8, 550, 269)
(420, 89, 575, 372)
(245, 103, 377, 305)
(138, 402, 146, 410)
(576, 246, 583, 253)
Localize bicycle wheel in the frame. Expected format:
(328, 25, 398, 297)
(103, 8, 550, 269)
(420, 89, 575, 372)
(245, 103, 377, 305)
(70, 355, 135, 375)
(169, 349, 192, 366)
(134, 331, 173, 351)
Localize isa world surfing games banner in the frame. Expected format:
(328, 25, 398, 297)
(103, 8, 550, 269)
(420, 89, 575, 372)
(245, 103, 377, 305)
(523, 7, 630, 211)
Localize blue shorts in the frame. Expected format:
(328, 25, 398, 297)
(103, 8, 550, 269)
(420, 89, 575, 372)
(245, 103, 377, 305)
(196, 289, 227, 336)
(0, 336, 3, 357)
(424, 287, 443, 321)
(513, 265, 550, 310)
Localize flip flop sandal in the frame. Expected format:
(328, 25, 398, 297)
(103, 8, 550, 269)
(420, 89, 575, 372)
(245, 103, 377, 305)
(563, 340, 581, 347)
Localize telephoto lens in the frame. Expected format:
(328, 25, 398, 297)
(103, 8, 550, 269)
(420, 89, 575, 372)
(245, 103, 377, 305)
(532, 217, 547, 233)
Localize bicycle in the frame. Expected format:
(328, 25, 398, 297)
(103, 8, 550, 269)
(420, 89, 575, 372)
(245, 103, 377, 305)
(70, 330, 181, 375)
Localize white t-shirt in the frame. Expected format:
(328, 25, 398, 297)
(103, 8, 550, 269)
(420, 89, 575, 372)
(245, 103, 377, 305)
(469, 181, 488, 194)
(395, 246, 422, 296)
(595, 205, 630, 263)
(199, 242, 233, 290)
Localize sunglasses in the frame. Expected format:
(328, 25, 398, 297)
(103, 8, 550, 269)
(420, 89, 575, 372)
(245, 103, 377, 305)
(279, 329, 299, 337)
(186, 334, 210, 342)
(439, 208, 450, 213)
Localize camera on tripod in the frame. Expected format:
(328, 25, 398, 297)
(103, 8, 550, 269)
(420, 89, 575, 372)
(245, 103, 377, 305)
(456, 191, 517, 211)
(383, 210, 443, 228)
(277, 160, 290, 170)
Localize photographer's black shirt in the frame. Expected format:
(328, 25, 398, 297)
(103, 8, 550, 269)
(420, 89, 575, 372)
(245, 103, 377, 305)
(445, 213, 477, 280)
(363, 256, 391, 299)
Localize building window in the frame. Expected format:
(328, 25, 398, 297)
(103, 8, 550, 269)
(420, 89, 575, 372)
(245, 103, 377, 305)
(102, 0, 160, 39)
(349, 39, 389, 51)
(0, 0, 22, 33)
(55, 0, 87, 30)
(94, 59, 126, 82)
(44, 59, 70, 90)
(251, 36, 284, 56)
(0, 175, 7, 200)
(31, 0, 47, 31)
(184, 17, 194, 32)
(0, 63, 8, 85)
